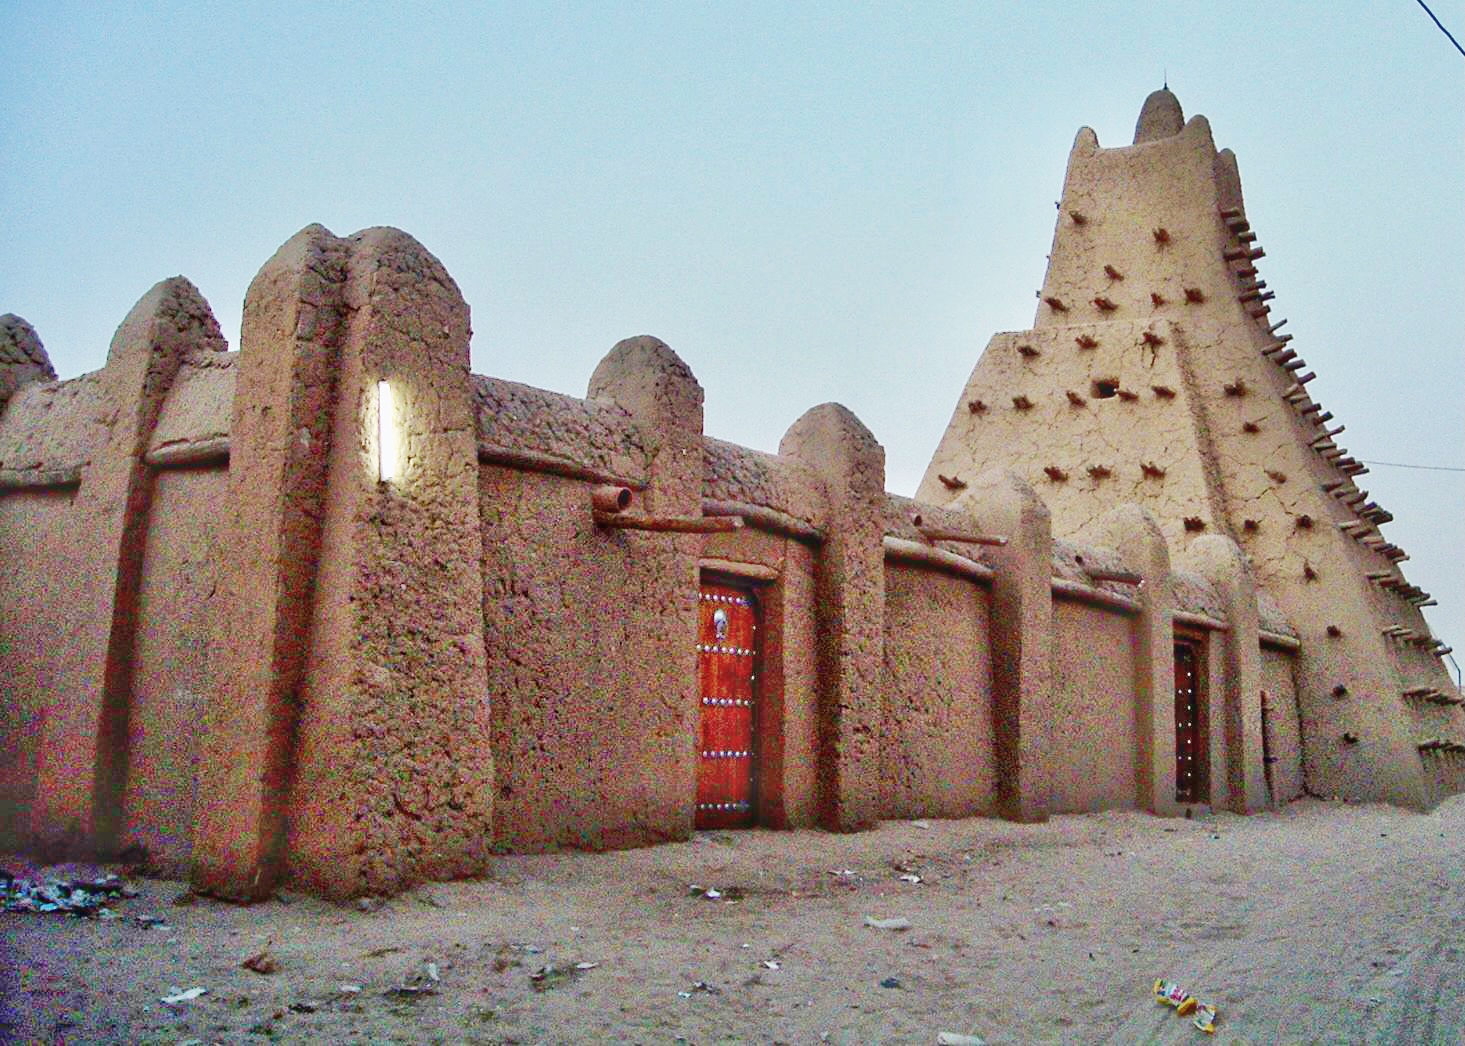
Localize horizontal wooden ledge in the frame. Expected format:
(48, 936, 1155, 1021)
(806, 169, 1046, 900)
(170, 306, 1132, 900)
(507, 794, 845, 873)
(916, 527, 1008, 547)
(477, 442, 648, 491)
(1051, 577, 1140, 615)
(0, 465, 83, 490)
(703, 499, 825, 544)
(1173, 609, 1230, 633)
(883, 536, 993, 584)
(699, 557, 780, 583)
(594, 510, 741, 534)
(145, 437, 231, 468)
(1085, 567, 1143, 585)
(1259, 629, 1301, 652)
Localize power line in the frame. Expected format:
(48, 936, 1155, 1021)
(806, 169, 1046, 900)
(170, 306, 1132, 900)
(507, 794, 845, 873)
(1359, 458, 1465, 473)
(1415, 0, 1465, 57)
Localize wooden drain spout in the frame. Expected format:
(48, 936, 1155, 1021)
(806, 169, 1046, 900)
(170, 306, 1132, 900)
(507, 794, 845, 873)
(591, 484, 633, 514)
(595, 511, 743, 534)
(909, 514, 1008, 546)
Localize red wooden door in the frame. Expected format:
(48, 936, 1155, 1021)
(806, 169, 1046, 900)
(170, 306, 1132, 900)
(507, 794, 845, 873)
(696, 582, 758, 828)
(1174, 641, 1202, 803)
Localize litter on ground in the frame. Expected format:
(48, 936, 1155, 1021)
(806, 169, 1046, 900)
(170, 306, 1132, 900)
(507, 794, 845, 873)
(1153, 978, 1220, 1033)
(864, 916, 911, 931)
(160, 987, 208, 1006)
(2, 872, 137, 917)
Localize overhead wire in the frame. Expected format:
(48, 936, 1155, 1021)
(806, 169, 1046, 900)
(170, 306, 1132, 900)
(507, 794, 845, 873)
(1414, 0, 1465, 57)
(1358, 459, 1465, 473)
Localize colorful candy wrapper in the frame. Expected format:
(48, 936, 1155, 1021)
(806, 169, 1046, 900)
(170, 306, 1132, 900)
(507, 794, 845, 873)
(1152, 978, 1190, 1008)
(1192, 1001, 1218, 1033)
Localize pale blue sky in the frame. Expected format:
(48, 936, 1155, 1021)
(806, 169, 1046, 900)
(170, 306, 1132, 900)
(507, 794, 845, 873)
(2, 2, 1461, 660)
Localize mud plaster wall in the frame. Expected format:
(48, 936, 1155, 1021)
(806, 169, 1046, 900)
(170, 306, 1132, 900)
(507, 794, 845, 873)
(704, 437, 826, 530)
(1079, 117, 1454, 807)
(1184, 241, 1451, 806)
(146, 352, 235, 456)
(701, 526, 821, 830)
(1048, 597, 1139, 813)
(921, 320, 1220, 540)
(880, 563, 995, 819)
(1196, 631, 1230, 807)
(0, 373, 108, 477)
(919, 113, 1234, 538)
(283, 228, 493, 897)
(1425, 748, 1465, 804)
(0, 486, 78, 848)
(120, 465, 225, 873)
(481, 465, 699, 852)
(3, 155, 1449, 893)
(1177, 299, 1441, 806)
(1260, 647, 1304, 803)
(475, 375, 649, 486)
(777, 403, 887, 831)
(919, 97, 1455, 808)
(1413, 663, 1465, 803)
(1035, 118, 1229, 341)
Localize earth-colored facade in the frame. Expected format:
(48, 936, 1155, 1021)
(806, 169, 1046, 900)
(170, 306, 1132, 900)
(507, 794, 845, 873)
(1, 93, 1458, 899)
(922, 89, 1461, 812)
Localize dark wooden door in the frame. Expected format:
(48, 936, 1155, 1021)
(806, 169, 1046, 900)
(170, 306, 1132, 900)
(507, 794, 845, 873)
(1259, 691, 1277, 807)
(696, 582, 758, 828)
(1174, 641, 1202, 803)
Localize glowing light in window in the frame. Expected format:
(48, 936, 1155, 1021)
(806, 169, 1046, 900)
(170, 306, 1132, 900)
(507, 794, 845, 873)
(378, 380, 399, 483)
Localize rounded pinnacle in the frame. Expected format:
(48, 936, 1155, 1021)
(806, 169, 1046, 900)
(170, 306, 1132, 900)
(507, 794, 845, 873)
(1134, 88, 1184, 144)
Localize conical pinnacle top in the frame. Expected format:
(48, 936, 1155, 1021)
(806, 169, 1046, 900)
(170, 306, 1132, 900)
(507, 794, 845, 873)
(1134, 88, 1184, 144)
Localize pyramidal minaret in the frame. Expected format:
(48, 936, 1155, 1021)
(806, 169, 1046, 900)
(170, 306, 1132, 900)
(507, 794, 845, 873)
(920, 90, 1459, 808)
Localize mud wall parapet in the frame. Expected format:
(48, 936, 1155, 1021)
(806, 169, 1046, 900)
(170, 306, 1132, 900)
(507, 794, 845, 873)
(0, 224, 1310, 896)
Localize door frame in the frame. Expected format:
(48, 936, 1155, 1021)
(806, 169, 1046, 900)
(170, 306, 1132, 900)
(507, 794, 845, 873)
(696, 572, 767, 828)
(1172, 632, 1211, 806)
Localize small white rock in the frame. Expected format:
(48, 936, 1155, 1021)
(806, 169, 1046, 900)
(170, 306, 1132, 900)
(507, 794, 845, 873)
(160, 987, 208, 1005)
(863, 916, 912, 931)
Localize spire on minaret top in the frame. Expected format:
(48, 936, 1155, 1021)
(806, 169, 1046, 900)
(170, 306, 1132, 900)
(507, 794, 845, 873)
(1133, 88, 1184, 144)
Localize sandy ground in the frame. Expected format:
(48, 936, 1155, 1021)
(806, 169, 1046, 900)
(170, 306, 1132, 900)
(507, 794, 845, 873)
(2, 796, 1462, 1045)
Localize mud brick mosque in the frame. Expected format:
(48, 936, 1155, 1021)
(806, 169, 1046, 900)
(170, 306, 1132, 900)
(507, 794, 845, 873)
(1, 91, 1459, 900)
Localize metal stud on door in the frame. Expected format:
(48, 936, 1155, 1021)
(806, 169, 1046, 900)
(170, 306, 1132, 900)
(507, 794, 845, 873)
(1174, 641, 1203, 803)
(696, 583, 758, 828)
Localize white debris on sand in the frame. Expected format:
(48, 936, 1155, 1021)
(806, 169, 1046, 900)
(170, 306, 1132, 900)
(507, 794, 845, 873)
(2, 797, 1462, 1043)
